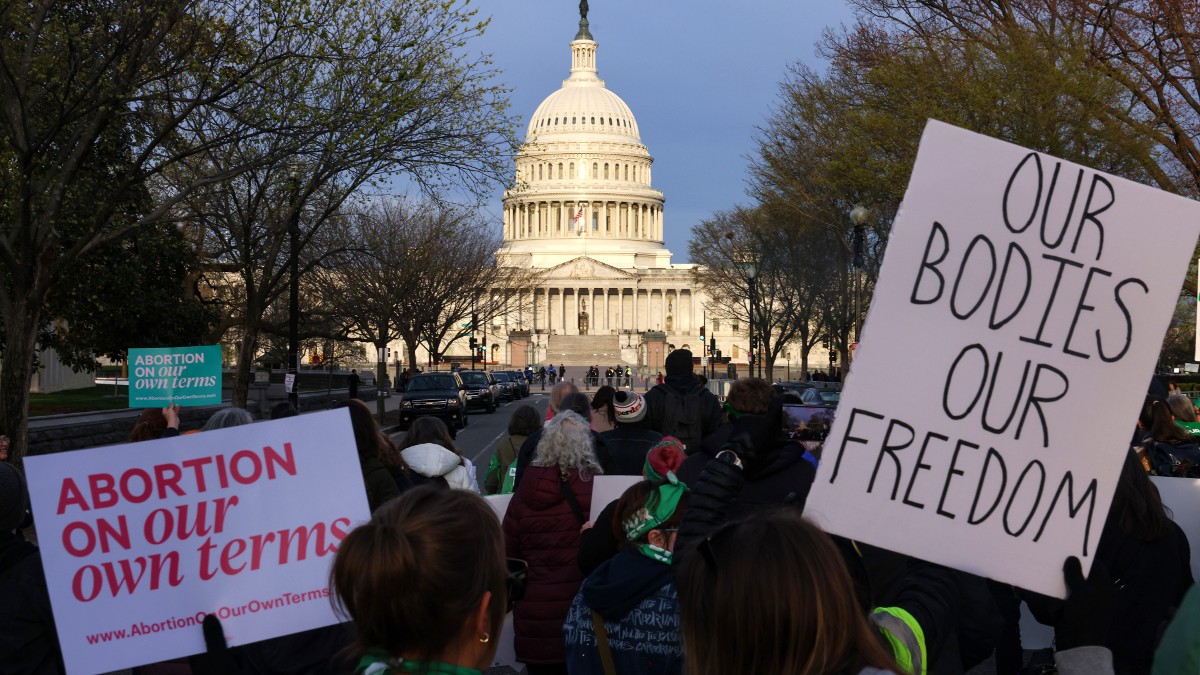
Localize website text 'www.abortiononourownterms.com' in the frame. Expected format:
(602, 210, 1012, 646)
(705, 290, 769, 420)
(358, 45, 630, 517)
(84, 587, 331, 645)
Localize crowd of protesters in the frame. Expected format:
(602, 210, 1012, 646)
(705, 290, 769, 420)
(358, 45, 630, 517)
(4, 352, 1200, 674)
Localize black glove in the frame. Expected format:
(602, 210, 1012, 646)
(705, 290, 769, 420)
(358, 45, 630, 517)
(188, 614, 239, 675)
(1056, 556, 1112, 651)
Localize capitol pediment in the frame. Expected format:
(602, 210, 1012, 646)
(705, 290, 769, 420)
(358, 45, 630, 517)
(543, 256, 635, 280)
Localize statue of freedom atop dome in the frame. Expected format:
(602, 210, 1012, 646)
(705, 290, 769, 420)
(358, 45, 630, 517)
(579, 0, 588, 21)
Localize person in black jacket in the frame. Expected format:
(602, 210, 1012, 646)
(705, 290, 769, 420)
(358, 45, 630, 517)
(0, 463, 65, 675)
(598, 390, 662, 476)
(643, 349, 722, 454)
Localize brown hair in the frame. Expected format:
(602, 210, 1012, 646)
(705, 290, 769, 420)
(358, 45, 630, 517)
(676, 510, 899, 675)
(725, 378, 775, 416)
(508, 404, 542, 437)
(129, 409, 167, 442)
(1149, 399, 1193, 444)
(331, 486, 506, 661)
(1111, 450, 1173, 540)
(611, 479, 689, 548)
(399, 417, 463, 460)
(591, 386, 618, 425)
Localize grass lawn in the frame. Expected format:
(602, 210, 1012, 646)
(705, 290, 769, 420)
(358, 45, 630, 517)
(29, 385, 130, 416)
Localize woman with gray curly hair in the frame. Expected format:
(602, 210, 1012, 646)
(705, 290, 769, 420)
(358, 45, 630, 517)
(503, 410, 601, 673)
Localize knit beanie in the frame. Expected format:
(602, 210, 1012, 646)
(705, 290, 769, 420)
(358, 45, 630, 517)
(0, 463, 30, 533)
(665, 349, 694, 376)
(613, 390, 647, 423)
(645, 437, 686, 481)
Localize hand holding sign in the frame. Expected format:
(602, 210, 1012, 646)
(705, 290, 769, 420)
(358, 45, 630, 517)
(805, 120, 1200, 598)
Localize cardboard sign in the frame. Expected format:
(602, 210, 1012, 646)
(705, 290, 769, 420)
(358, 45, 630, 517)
(129, 345, 223, 407)
(23, 409, 371, 674)
(805, 120, 1200, 598)
(590, 475, 644, 514)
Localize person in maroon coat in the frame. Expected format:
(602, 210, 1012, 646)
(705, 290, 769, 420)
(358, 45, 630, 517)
(503, 410, 602, 675)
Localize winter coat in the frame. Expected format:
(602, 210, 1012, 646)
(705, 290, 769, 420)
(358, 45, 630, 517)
(563, 549, 683, 675)
(0, 533, 64, 675)
(598, 426, 663, 476)
(485, 434, 528, 495)
(674, 428, 816, 519)
(642, 377, 723, 454)
(503, 465, 595, 665)
(399, 443, 479, 492)
(360, 456, 401, 513)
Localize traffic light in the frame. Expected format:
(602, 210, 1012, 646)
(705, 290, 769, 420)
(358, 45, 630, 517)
(699, 325, 706, 342)
(469, 336, 477, 351)
(709, 337, 716, 355)
(471, 312, 478, 328)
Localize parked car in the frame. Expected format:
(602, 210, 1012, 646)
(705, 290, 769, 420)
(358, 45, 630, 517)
(800, 387, 840, 407)
(491, 371, 516, 402)
(772, 381, 813, 398)
(458, 370, 498, 413)
(399, 372, 468, 430)
(501, 370, 529, 399)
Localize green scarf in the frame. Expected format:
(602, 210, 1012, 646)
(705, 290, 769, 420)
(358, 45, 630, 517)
(355, 650, 483, 675)
(623, 468, 688, 564)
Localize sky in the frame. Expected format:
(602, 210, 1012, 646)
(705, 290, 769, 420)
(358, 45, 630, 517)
(469, 0, 858, 262)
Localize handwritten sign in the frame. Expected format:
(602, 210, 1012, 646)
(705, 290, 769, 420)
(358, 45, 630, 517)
(128, 345, 223, 407)
(23, 409, 370, 674)
(805, 120, 1200, 598)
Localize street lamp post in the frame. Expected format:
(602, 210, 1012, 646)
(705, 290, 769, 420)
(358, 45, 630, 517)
(849, 205, 869, 346)
(286, 187, 301, 412)
(744, 262, 759, 379)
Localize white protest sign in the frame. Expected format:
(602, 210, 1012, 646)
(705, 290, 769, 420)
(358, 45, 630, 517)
(284, 372, 296, 394)
(805, 120, 1200, 598)
(23, 409, 371, 674)
(591, 475, 643, 515)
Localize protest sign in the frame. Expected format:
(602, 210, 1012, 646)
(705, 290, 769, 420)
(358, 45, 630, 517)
(805, 120, 1200, 598)
(23, 409, 370, 674)
(591, 475, 643, 514)
(128, 345, 223, 407)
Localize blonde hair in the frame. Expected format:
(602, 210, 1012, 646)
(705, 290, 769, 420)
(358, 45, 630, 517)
(533, 411, 602, 477)
(548, 381, 578, 414)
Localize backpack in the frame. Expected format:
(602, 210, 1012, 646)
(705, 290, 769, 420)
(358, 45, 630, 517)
(484, 439, 519, 495)
(661, 387, 706, 452)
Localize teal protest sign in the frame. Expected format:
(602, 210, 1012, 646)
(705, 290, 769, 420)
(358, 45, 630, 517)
(128, 345, 223, 407)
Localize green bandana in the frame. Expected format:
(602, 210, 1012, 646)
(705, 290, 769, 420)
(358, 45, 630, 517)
(721, 401, 744, 419)
(636, 542, 673, 564)
(623, 471, 688, 556)
(355, 651, 483, 675)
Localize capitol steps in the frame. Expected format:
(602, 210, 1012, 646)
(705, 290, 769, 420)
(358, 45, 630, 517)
(544, 335, 627, 368)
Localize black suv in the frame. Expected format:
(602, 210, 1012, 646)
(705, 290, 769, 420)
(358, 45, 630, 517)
(491, 370, 517, 402)
(399, 372, 468, 429)
(458, 370, 498, 413)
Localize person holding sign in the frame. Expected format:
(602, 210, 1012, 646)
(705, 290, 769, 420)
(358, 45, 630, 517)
(331, 486, 509, 675)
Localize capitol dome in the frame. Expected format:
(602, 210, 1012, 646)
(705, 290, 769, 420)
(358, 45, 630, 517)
(501, 15, 669, 271)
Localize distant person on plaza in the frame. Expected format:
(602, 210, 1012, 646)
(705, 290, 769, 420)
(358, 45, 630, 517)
(503, 411, 600, 675)
(560, 364, 567, 381)
(656, 371, 664, 385)
(348, 368, 360, 399)
(605, 366, 615, 387)
(624, 365, 632, 387)
(330, 487, 508, 675)
(579, 437, 680, 576)
(201, 406, 254, 431)
(644, 349, 722, 454)
(398, 417, 480, 492)
(0, 462, 66, 674)
(1168, 393, 1200, 437)
(590, 385, 618, 433)
(485, 404, 541, 495)
(563, 475, 690, 674)
(548, 364, 557, 385)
